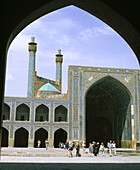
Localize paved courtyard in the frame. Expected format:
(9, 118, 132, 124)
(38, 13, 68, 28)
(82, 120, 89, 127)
(0, 148, 140, 170)
(0, 148, 140, 163)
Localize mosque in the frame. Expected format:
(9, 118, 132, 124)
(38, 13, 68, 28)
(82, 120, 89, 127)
(2, 37, 140, 149)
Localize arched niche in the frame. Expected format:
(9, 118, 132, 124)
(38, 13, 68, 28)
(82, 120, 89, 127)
(3, 103, 10, 120)
(14, 127, 29, 147)
(54, 128, 67, 148)
(55, 105, 67, 122)
(16, 103, 30, 121)
(35, 104, 49, 122)
(34, 128, 48, 148)
(1, 127, 9, 147)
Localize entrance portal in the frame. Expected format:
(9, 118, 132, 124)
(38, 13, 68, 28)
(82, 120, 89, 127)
(34, 128, 48, 148)
(86, 76, 131, 147)
(14, 127, 29, 147)
(1, 127, 9, 147)
(54, 128, 67, 148)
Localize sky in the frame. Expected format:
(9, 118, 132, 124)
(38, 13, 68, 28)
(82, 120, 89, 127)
(5, 5, 140, 97)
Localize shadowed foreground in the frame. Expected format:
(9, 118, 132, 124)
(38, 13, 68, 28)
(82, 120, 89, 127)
(0, 163, 140, 170)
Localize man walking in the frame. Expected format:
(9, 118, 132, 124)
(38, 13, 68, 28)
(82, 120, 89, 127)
(112, 141, 117, 156)
(108, 140, 113, 157)
(37, 139, 41, 148)
(45, 138, 49, 150)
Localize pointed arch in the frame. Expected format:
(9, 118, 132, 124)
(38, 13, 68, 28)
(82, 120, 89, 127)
(85, 75, 132, 101)
(34, 128, 48, 148)
(55, 105, 67, 122)
(85, 75, 132, 147)
(16, 103, 30, 121)
(54, 128, 67, 148)
(35, 104, 49, 122)
(3, 103, 10, 120)
(1, 127, 9, 147)
(14, 127, 29, 147)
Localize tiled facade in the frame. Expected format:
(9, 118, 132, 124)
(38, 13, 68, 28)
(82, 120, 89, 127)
(3, 66, 140, 148)
(2, 37, 140, 148)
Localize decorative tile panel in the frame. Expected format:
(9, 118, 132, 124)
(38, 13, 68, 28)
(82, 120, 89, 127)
(35, 103, 50, 108)
(134, 75, 139, 140)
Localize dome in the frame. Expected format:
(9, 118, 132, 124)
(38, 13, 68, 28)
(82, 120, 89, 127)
(39, 83, 60, 93)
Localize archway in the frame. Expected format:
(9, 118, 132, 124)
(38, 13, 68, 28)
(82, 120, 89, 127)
(35, 104, 49, 122)
(16, 104, 30, 121)
(34, 128, 48, 148)
(85, 76, 131, 147)
(1, 0, 140, 152)
(54, 128, 67, 148)
(14, 127, 29, 147)
(1, 127, 9, 147)
(3, 103, 10, 120)
(55, 105, 67, 122)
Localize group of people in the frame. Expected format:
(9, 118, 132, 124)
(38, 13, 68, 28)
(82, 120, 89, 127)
(58, 142, 68, 149)
(58, 141, 81, 157)
(89, 140, 117, 156)
(37, 139, 116, 157)
(68, 141, 81, 158)
(37, 138, 49, 150)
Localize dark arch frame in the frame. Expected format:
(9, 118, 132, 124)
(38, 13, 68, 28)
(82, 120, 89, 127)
(1, 0, 140, 148)
(14, 127, 29, 147)
(54, 105, 68, 122)
(4, 1, 140, 59)
(35, 104, 49, 122)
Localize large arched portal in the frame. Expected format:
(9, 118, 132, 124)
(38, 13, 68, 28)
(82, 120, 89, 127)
(54, 128, 67, 148)
(1, 127, 9, 147)
(14, 127, 29, 147)
(86, 76, 132, 147)
(34, 128, 48, 148)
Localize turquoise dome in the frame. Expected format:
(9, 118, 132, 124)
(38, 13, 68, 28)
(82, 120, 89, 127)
(39, 83, 60, 93)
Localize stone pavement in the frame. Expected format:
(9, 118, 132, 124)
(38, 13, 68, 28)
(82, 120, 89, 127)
(0, 148, 140, 170)
(0, 147, 140, 163)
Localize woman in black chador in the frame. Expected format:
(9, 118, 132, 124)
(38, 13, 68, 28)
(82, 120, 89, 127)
(93, 142, 99, 156)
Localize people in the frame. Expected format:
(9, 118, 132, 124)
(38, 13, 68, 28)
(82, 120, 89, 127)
(66, 141, 69, 150)
(107, 142, 110, 153)
(68, 141, 74, 158)
(112, 141, 117, 156)
(93, 142, 99, 156)
(59, 142, 61, 148)
(89, 143, 93, 154)
(108, 140, 113, 157)
(99, 142, 105, 156)
(92, 141, 96, 156)
(37, 139, 41, 148)
(76, 142, 81, 157)
(96, 142, 100, 154)
(45, 138, 49, 150)
(82, 141, 86, 152)
(61, 142, 64, 149)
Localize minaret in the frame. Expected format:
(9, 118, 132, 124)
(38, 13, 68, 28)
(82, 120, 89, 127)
(27, 37, 37, 97)
(55, 49, 63, 92)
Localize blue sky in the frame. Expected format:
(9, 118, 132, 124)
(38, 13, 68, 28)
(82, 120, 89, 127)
(5, 6, 140, 97)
